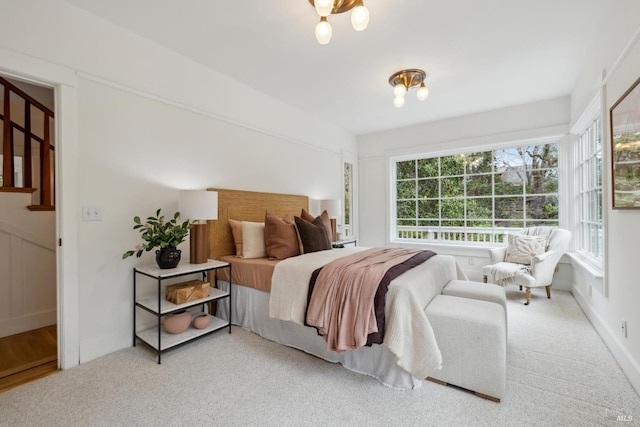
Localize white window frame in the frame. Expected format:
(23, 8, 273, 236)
(570, 93, 605, 283)
(341, 150, 358, 240)
(576, 118, 603, 262)
(389, 138, 561, 246)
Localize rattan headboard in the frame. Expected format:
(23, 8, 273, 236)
(207, 188, 309, 260)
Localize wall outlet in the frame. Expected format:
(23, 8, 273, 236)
(468, 257, 475, 265)
(622, 320, 628, 338)
(82, 206, 102, 221)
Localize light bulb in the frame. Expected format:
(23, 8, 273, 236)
(393, 96, 405, 108)
(314, 0, 334, 17)
(393, 83, 406, 98)
(351, 4, 369, 31)
(315, 17, 332, 44)
(417, 83, 429, 101)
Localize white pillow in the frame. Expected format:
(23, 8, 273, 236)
(504, 234, 547, 265)
(241, 221, 267, 259)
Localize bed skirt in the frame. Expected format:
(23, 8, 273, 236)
(216, 280, 422, 390)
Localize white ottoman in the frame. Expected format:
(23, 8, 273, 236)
(442, 279, 508, 334)
(425, 294, 506, 402)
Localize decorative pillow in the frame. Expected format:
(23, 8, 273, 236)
(300, 208, 332, 244)
(294, 216, 332, 254)
(265, 211, 300, 260)
(241, 221, 267, 259)
(228, 219, 243, 256)
(504, 234, 547, 265)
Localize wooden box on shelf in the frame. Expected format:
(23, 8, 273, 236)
(165, 279, 210, 304)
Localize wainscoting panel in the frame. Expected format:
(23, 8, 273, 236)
(0, 224, 56, 338)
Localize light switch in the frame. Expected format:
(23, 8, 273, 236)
(82, 206, 102, 221)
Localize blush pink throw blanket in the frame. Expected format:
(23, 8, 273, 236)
(305, 247, 426, 353)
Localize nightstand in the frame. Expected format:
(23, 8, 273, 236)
(133, 260, 231, 363)
(332, 237, 357, 248)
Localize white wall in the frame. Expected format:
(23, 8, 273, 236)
(568, 0, 640, 394)
(0, 0, 356, 365)
(0, 193, 56, 337)
(357, 97, 570, 281)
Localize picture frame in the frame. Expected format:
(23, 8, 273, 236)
(610, 76, 640, 209)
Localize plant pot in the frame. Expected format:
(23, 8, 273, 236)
(156, 247, 181, 269)
(163, 310, 191, 334)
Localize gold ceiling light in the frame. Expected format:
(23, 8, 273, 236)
(388, 69, 429, 108)
(308, 0, 370, 45)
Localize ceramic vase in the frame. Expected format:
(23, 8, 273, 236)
(192, 313, 210, 329)
(163, 310, 191, 334)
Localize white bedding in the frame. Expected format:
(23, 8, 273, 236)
(269, 247, 366, 324)
(269, 248, 464, 380)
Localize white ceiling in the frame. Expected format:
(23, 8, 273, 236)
(63, 0, 613, 136)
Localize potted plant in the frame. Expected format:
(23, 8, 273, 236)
(122, 209, 191, 269)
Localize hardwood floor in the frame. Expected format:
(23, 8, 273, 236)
(0, 325, 59, 393)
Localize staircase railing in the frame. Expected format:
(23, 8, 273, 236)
(0, 76, 55, 210)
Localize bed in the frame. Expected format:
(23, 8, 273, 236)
(207, 188, 464, 389)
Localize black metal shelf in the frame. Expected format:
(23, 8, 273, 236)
(133, 259, 232, 363)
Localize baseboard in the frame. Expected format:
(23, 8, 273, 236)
(572, 286, 640, 395)
(0, 311, 56, 338)
(79, 331, 132, 364)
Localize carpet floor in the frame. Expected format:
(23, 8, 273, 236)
(0, 289, 638, 426)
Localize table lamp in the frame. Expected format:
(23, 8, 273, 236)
(179, 190, 218, 264)
(320, 199, 341, 242)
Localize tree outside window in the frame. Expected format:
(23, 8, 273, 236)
(394, 143, 559, 243)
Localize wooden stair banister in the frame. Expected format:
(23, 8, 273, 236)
(0, 76, 55, 210)
(41, 114, 52, 207)
(2, 82, 11, 187)
(24, 99, 32, 189)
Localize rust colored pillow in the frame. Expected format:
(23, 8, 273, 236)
(228, 219, 243, 256)
(265, 211, 300, 260)
(294, 215, 332, 254)
(301, 208, 332, 244)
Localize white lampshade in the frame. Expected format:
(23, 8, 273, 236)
(179, 190, 218, 221)
(351, 4, 369, 31)
(315, 18, 332, 44)
(417, 83, 430, 101)
(314, 0, 334, 17)
(393, 83, 407, 98)
(320, 199, 342, 218)
(308, 198, 322, 216)
(393, 96, 405, 108)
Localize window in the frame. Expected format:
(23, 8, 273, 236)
(393, 143, 559, 243)
(343, 161, 353, 238)
(576, 118, 603, 262)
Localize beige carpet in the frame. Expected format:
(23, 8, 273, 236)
(0, 289, 638, 426)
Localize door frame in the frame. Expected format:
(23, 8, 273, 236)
(1, 47, 80, 369)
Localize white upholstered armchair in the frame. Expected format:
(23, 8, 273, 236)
(482, 226, 572, 305)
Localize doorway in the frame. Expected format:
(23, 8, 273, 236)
(0, 76, 58, 391)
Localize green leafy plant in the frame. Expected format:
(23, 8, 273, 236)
(122, 209, 191, 259)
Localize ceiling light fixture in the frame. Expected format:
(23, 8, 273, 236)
(308, 0, 370, 45)
(388, 69, 429, 108)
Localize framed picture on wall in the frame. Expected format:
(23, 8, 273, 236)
(610, 76, 640, 209)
